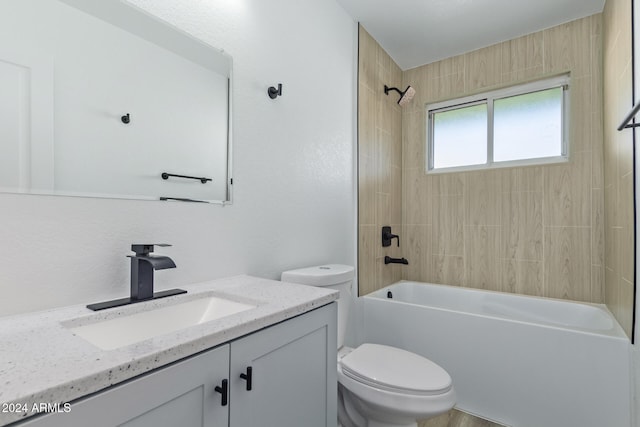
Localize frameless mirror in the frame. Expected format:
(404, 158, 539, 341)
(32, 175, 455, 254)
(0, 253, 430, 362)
(0, 0, 232, 204)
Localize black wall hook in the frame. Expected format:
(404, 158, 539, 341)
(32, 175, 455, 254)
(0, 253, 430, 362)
(268, 83, 282, 99)
(121, 113, 131, 124)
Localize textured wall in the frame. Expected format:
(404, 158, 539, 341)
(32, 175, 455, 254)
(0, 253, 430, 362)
(357, 26, 404, 295)
(0, 0, 356, 317)
(603, 0, 635, 338)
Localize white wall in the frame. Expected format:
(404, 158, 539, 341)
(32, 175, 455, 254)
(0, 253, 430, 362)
(0, 0, 357, 317)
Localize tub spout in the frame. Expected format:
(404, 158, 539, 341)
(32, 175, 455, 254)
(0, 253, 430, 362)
(384, 256, 408, 265)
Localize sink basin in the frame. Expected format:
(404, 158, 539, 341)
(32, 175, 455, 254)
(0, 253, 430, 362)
(65, 295, 257, 350)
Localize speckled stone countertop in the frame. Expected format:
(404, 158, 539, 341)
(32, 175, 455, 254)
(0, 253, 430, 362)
(0, 275, 337, 426)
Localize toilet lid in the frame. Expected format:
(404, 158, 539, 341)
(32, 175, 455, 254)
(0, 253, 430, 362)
(340, 343, 452, 395)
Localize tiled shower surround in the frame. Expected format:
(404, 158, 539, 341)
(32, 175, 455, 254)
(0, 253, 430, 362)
(358, 10, 634, 338)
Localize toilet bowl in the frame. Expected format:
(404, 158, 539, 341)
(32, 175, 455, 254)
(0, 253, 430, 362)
(281, 265, 456, 427)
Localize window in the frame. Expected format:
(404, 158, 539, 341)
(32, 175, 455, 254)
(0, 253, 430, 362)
(427, 75, 569, 172)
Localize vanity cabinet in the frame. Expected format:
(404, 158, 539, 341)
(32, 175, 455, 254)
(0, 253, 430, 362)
(16, 303, 336, 427)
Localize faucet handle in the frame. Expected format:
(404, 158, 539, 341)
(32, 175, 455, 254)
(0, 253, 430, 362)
(131, 243, 172, 256)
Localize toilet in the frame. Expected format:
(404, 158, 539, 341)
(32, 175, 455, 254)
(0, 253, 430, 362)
(281, 264, 456, 427)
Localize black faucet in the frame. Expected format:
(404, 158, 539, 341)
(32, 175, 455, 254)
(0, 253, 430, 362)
(86, 244, 186, 311)
(129, 244, 177, 300)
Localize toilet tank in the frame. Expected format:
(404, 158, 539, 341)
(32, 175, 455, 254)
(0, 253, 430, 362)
(281, 264, 354, 349)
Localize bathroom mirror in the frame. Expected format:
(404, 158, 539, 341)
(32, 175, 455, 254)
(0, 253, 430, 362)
(0, 0, 232, 204)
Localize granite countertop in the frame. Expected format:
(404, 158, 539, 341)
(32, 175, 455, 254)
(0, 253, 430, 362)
(0, 275, 338, 426)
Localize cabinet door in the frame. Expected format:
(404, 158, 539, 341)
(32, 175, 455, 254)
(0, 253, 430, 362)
(229, 303, 337, 427)
(19, 344, 230, 427)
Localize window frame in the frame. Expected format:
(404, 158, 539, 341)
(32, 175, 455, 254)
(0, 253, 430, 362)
(426, 74, 570, 174)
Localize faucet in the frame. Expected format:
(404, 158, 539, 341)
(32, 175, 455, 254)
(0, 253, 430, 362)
(129, 244, 177, 300)
(86, 244, 186, 311)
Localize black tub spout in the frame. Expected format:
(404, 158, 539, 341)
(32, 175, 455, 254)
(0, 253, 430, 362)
(384, 256, 409, 265)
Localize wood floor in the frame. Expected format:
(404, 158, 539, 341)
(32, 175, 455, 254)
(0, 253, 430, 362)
(419, 409, 507, 427)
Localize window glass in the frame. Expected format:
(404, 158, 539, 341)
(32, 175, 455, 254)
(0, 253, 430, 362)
(427, 75, 568, 172)
(432, 103, 487, 169)
(493, 87, 563, 162)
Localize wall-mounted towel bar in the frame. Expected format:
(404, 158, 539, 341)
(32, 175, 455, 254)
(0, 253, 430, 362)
(161, 172, 212, 184)
(160, 197, 208, 203)
(617, 101, 640, 130)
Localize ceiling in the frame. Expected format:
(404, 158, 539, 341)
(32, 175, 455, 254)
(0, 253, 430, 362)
(335, 0, 606, 70)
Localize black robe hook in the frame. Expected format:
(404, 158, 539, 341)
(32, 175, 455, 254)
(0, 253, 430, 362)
(268, 83, 282, 99)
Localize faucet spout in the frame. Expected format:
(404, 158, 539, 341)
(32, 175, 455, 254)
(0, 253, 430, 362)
(134, 255, 176, 270)
(129, 244, 177, 301)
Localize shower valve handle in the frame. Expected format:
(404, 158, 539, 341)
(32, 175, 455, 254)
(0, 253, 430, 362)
(382, 226, 400, 247)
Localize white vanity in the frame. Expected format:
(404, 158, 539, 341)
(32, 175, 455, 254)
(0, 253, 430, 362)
(0, 276, 338, 427)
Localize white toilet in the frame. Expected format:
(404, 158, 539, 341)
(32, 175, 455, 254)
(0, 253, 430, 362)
(281, 264, 456, 427)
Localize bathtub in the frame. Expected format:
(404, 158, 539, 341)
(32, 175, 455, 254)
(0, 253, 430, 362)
(363, 281, 631, 427)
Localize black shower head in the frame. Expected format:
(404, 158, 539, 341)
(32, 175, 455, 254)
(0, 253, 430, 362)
(384, 85, 416, 106)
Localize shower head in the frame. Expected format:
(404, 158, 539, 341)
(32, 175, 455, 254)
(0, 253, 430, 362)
(384, 85, 416, 107)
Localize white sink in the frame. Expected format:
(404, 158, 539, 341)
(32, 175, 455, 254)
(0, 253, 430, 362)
(65, 295, 257, 350)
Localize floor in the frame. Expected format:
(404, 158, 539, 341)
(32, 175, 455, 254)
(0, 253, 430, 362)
(419, 409, 507, 427)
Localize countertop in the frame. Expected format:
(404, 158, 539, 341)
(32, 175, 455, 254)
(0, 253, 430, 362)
(0, 275, 338, 426)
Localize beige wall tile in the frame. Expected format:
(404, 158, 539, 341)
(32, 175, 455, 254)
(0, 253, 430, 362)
(465, 45, 502, 91)
(571, 76, 593, 153)
(605, 224, 621, 272)
(432, 255, 465, 286)
(592, 188, 604, 267)
(404, 111, 426, 170)
(439, 55, 465, 77)
(592, 112, 604, 190)
(358, 26, 404, 296)
(433, 195, 464, 256)
(592, 265, 605, 304)
(358, 152, 376, 225)
(543, 18, 592, 77)
(432, 173, 466, 196)
(544, 227, 592, 301)
(404, 225, 432, 283)
(603, 0, 635, 336)
(501, 191, 543, 260)
(465, 226, 501, 290)
(376, 129, 392, 194)
(358, 26, 378, 89)
(620, 172, 634, 282)
(501, 167, 544, 193)
(358, 225, 377, 296)
(543, 151, 592, 227)
(465, 171, 502, 226)
(391, 166, 402, 225)
(618, 278, 634, 337)
(501, 259, 543, 296)
(376, 193, 391, 239)
(404, 167, 431, 225)
(501, 32, 543, 75)
(360, 15, 614, 311)
(358, 83, 376, 158)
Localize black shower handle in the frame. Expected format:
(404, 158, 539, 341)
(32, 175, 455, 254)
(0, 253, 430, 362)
(382, 226, 400, 247)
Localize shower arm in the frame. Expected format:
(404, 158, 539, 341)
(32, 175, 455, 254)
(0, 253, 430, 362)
(384, 85, 403, 96)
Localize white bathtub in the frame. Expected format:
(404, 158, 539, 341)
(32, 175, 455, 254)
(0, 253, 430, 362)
(363, 281, 631, 427)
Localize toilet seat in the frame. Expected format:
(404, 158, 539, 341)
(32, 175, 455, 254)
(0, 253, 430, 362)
(340, 343, 452, 396)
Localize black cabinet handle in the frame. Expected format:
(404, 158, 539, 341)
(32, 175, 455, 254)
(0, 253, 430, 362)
(215, 379, 228, 406)
(239, 366, 252, 391)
